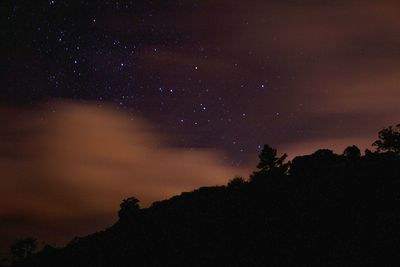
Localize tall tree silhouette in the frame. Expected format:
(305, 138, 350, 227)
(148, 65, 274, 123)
(251, 144, 288, 182)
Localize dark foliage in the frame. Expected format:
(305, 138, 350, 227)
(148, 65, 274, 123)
(118, 197, 140, 221)
(227, 177, 246, 188)
(9, 238, 36, 265)
(250, 144, 288, 183)
(373, 124, 400, 154)
(343, 145, 361, 158)
(12, 125, 400, 267)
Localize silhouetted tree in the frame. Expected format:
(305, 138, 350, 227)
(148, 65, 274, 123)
(10, 238, 37, 264)
(313, 149, 335, 157)
(250, 144, 288, 183)
(343, 145, 361, 158)
(227, 177, 246, 188)
(118, 197, 140, 220)
(373, 124, 400, 154)
(257, 145, 287, 173)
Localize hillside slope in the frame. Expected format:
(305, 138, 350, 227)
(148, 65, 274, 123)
(14, 148, 400, 266)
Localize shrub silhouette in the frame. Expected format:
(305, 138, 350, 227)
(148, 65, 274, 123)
(118, 197, 140, 220)
(343, 145, 361, 158)
(227, 176, 246, 188)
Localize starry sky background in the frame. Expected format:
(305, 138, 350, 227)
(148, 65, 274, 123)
(1, 0, 400, 255)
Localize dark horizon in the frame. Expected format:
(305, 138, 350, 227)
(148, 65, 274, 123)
(4, 129, 400, 266)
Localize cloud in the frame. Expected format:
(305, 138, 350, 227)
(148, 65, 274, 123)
(0, 101, 249, 249)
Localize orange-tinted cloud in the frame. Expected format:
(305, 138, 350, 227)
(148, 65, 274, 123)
(0, 101, 249, 252)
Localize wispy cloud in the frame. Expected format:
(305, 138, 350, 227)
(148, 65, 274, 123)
(0, 101, 249, 248)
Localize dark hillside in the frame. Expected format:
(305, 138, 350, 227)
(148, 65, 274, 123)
(12, 125, 400, 266)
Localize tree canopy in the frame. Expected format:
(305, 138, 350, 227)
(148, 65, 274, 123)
(373, 124, 400, 154)
(251, 144, 288, 182)
(343, 145, 361, 158)
(118, 197, 140, 220)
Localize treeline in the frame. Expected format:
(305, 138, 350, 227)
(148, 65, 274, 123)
(7, 124, 400, 266)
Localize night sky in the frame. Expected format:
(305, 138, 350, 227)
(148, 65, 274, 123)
(1, 0, 400, 254)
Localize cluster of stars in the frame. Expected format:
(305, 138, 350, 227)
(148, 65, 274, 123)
(4, 0, 306, 166)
